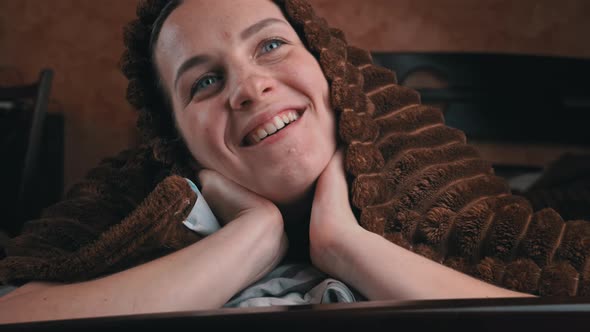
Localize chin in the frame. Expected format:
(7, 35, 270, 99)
(247, 144, 334, 205)
(257, 172, 318, 206)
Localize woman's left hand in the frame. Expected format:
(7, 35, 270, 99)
(309, 148, 363, 274)
(309, 149, 535, 301)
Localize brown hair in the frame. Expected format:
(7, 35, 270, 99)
(119, 0, 352, 168)
(120, 0, 185, 167)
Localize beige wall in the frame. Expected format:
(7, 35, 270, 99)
(1, 0, 589, 192)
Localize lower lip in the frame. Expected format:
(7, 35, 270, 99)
(247, 111, 305, 148)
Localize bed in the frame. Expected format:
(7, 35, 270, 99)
(2, 52, 590, 331)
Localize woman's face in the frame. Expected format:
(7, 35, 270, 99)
(154, 0, 337, 205)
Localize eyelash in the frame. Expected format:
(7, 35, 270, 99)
(188, 37, 287, 100)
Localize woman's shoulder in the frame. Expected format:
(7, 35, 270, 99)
(7, 145, 166, 248)
(0, 144, 196, 284)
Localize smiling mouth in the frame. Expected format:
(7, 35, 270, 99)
(243, 109, 303, 146)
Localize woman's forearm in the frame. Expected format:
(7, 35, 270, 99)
(0, 209, 286, 324)
(325, 228, 535, 301)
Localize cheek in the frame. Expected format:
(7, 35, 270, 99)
(179, 109, 230, 165)
(298, 59, 329, 102)
(176, 112, 197, 141)
(175, 111, 209, 153)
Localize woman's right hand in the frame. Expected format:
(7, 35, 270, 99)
(197, 169, 280, 225)
(197, 169, 289, 280)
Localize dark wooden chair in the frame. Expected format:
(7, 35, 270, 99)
(0, 69, 57, 237)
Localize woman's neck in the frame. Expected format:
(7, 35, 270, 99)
(277, 185, 316, 263)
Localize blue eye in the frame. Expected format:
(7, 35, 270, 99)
(198, 76, 218, 89)
(261, 39, 284, 54)
(191, 75, 222, 97)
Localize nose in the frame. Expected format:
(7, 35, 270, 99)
(228, 69, 275, 110)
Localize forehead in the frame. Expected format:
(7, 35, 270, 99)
(155, 0, 287, 66)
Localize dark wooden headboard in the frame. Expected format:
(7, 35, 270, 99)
(371, 52, 590, 168)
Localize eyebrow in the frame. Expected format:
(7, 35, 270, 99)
(174, 54, 212, 88)
(240, 17, 286, 40)
(173, 18, 287, 89)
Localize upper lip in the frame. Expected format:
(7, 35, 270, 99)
(239, 104, 306, 146)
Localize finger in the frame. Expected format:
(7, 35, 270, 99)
(197, 170, 232, 223)
(198, 169, 263, 223)
(315, 149, 350, 207)
(325, 149, 349, 197)
(326, 148, 344, 174)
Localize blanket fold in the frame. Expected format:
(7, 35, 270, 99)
(0, 146, 200, 284)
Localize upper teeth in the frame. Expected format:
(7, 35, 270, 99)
(248, 110, 300, 145)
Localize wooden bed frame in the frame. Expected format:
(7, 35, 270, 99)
(3, 297, 590, 331)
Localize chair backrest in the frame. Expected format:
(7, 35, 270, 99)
(0, 69, 54, 236)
